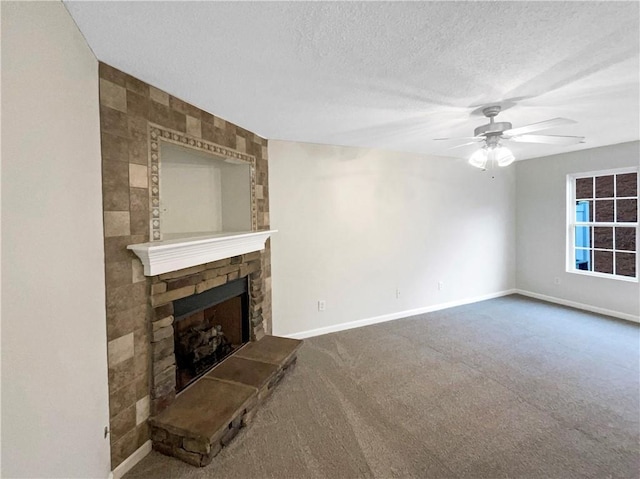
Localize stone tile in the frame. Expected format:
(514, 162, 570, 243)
(201, 120, 215, 142)
(169, 95, 189, 114)
(100, 78, 127, 113)
(106, 282, 147, 317)
(195, 276, 227, 294)
(151, 285, 196, 307)
(149, 86, 169, 106)
(151, 282, 167, 295)
(152, 315, 173, 331)
(213, 127, 235, 148)
(149, 101, 171, 126)
(106, 260, 132, 288)
(136, 374, 150, 401)
(129, 137, 149, 166)
(129, 164, 148, 188)
(99, 62, 127, 86)
(165, 275, 202, 291)
(206, 356, 278, 390)
(126, 75, 149, 96)
(152, 303, 174, 320)
(183, 102, 202, 120)
(126, 90, 149, 118)
(111, 427, 138, 468)
(104, 211, 131, 237)
(171, 111, 186, 132)
(128, 114, 148, 137)
(200, 111, 214, 124)
(103, 183, 130, 211)
(109, 357, 136, 392)
(152, 337, 174, 361)
(186, 115, 201, 138)
(136, 396, 150, 425)
(235, 135, 246, 153)
(159, 265, 206, 280)
(136, 421, 150, 449)
(107, 304, 147, 342)
(102, 160, 129, 190)
(108, 332, 135, 367)
(154, 354, 176, 373)
(132, 258, 145, 283)
(130, 209, 149, 236)
(109, 381, 136, 419)
(153, 325, 173, 343)
(112, 404, 136, 439)
(101, 132, 129, 162)
(234, 335, 302, 366)
(129, 187, 149, 214)
(213, 116, 226, 129)
(150, 378, 256, 440)
(104, 235, 138, 264)
(100, 105, 129, 138)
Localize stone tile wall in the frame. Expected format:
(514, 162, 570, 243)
(98, 63, 271, 468)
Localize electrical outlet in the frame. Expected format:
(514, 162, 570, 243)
(396, 288, 401, 299)
(438, 281, 444, 291)
(318, 300, 326, 312)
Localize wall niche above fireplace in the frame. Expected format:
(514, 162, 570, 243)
(160, 143, 253, 239)
(148, 125, 258, 242)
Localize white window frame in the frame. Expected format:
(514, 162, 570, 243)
(566, 166, 638, 282)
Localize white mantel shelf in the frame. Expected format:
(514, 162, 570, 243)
(128, 230, 276, 276)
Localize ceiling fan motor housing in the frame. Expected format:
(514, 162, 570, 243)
(474, 121, 513, 137)
(474, 106, 511, 137)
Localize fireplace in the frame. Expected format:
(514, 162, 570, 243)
(147, 252, 266, 415)
(173, 278, 250, 392)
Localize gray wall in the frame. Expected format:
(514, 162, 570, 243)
(516, 141, 639, 319)
(269, 140, 516, 337)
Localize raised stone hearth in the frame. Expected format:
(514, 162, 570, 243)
(150, 335, 302, 466)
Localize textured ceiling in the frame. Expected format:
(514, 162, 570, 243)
(65, 1, 639, 161)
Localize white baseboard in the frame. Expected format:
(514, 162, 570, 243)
(515, 289, 639, 323)
(111, 440, 152, 479)
(285, 289, 517, 340)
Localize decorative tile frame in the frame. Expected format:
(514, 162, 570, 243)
(148, 124, 258, 241)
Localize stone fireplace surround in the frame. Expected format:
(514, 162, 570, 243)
(98, 62, 274, 468)
(147, 252, 265, 414)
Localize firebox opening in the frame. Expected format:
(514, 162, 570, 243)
(173, 277, 250, 392)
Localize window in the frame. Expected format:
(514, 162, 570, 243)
(567, 168, 638, 281)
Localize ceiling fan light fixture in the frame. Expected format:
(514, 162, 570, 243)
(468, 148, 488, 169)
(494, 146, 515, 167)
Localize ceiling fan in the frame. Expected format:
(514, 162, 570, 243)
(435, 106, 585, 169)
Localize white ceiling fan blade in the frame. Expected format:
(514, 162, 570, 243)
(434, 136, 484, 141)
(447, 140, 485, 150)
(506, 134, 585, 145)
(502, 118, 576, 137)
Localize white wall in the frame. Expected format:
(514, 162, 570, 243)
(161, 143, 224, 235)
(516, 141, 640, 320)
(160, 143, 252, 236)
(1, 2, 111, 477)
(269, 141, 516, 337)
(220, 161, 252, 232)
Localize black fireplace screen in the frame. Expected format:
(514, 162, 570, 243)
(173, 277, 250, 392)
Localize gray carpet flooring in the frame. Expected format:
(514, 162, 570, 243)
(125, 295, 640, 479)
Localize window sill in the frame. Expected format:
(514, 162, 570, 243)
(567, 269, 638, 283)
